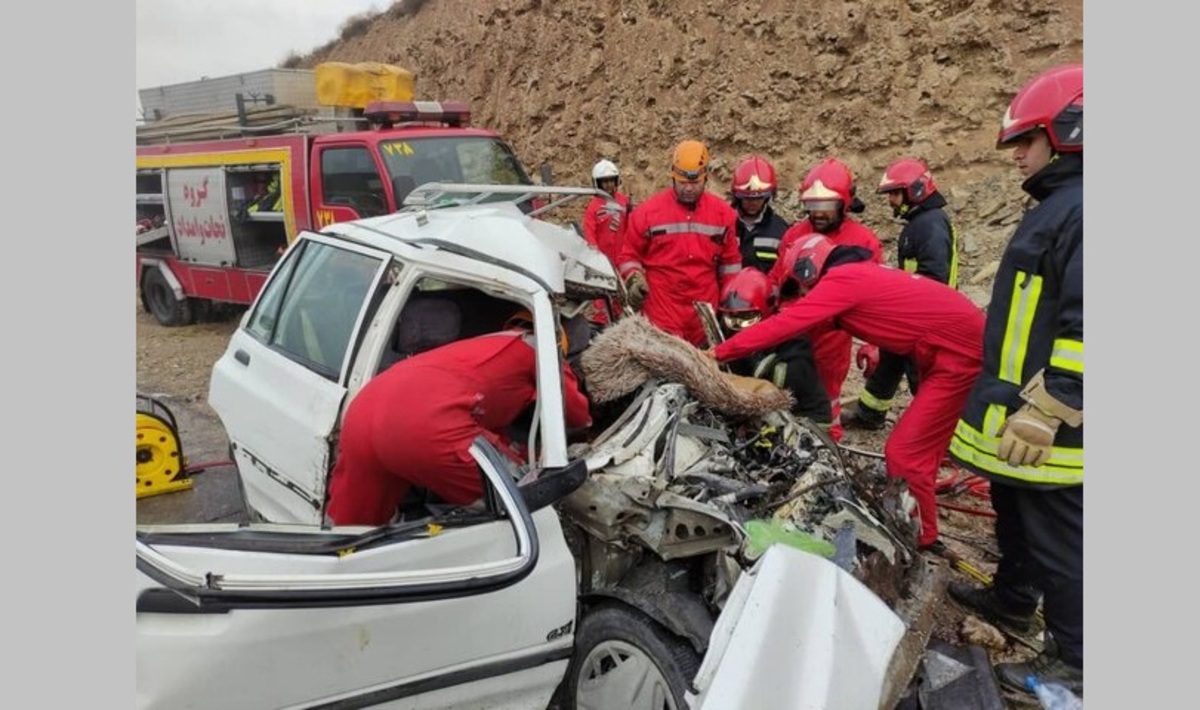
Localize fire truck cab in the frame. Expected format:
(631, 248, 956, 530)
(136, 64, 536, 326)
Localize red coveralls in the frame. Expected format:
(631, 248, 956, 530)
(583, 191, 631, 265)
(582, 191, 631, 325)
(326, 331, 593, 526)
(715, 262, 984, 547)
(770, 219, 882, 440)
(618, 188, 742, 346)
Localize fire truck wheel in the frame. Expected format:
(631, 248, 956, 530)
(142, 268, 195, 327)
(190, 298, 213, 323)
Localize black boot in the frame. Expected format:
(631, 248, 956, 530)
(947, 581, 1038, 634)
(995, 634, 1083, 697)
(842, 400, 887, 430)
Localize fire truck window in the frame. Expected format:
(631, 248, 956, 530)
(320, 146, 388, 217)
(378, 137, 534, 200)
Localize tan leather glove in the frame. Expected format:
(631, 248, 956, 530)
(996, 371, 1082, 467)
(997, 403, 1060, 467)
(625, 272, 650, 310)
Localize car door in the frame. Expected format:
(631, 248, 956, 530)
(209, 233, 393, 524)
(136, 438, 582, 710)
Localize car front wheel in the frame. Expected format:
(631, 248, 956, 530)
(561, 603, 700, 710)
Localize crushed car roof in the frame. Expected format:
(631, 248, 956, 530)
(318, 184, 620, 295)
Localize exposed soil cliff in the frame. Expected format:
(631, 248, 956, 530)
(297, 0, 1082, 304)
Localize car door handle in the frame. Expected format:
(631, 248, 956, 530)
(234, 349, 250, 366)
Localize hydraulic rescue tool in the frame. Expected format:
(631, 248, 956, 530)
(136, 394, 192, 499)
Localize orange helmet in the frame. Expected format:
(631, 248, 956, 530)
(719, 268, 776, 331)
(670, 140, 711, 182)
(877, 157, 937, 205)
(798, 158, 854, 213)
(731, 155, 778, 200)
(998, 63, 1083, 152)
(779, 235, 835, 294)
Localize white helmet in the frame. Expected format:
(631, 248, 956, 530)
(591, 159, 620, 189)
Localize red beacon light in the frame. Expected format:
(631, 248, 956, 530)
(363, 100, 472, 129)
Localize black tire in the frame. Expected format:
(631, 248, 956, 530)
(190, 297, 213, 323)
(559, 603, 700, 710)
(142, 267, 194, 327)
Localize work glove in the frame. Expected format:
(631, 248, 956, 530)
(856, 343, 880, 377)
(996, 371, 1082, 467)
(996, 403, 1060, 467)
(625, 272, 650, 311)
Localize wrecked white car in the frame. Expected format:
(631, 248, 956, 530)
(136, 185, 942, 710)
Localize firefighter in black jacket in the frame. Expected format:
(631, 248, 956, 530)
(946, 63, 1084, 697)
(729, 155, 789, 273)
(843, 157, 960, 430)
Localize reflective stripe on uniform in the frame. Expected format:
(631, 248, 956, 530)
(1050, 338, 1084, 373)
(752, 236, 781, 249)
(947, 221, 960, 288)
(753, 353, 778, 380)
(648, 222, 728, 237)
(858, 389, 893, 412)
(771, 362, 788, 389)
(754, 252, 779, 263)
(902, 259, 918, 274)
(617, 261, 643, 277)
(718, 263, 743, 276)
(999, 271, 1042, 384)
(949, 404, 1083, 485)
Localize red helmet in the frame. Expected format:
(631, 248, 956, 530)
(731, 155, 778, 200)
(877, 157, 937, 204)
(779, 235, 835, 293)
(998, 63, 1083, 152)
(798, 158, 854, 213)
(719, 268, 776, 331)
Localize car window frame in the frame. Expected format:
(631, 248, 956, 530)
(135, 436, 539, 611)
(243, 233, 394, 384)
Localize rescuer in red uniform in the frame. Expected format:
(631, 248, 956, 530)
(710, 235, 984, 549)
(768, 158, 882, 441)
(618, 139, 742, 346)
(325, 315, 592, 526)
(582, 158, 633, 326)
(583, 158, 632, 266)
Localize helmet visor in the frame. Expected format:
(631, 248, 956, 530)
(802, 199, 842, 213)
(721, 312, 762, 331)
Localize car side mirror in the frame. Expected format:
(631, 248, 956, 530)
(519, 459, 588, 511)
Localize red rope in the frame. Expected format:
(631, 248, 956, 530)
(936, 458, 991, 499)
(936, 457, 996, 517)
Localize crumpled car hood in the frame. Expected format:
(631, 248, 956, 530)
(570, 315, 927, 605)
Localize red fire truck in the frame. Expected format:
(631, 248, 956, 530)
(136, 64, 537, 326)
